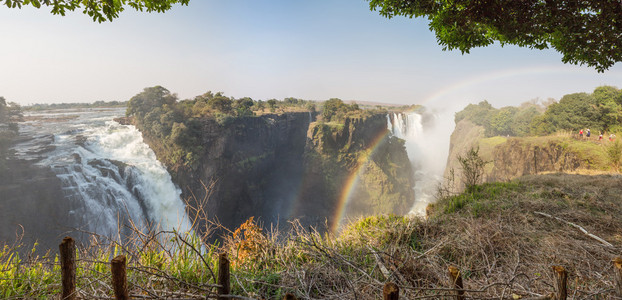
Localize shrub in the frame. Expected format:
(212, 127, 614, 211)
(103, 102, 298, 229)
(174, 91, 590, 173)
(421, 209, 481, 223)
(607, 139, 622, 171)
(457, 147, 488, 191)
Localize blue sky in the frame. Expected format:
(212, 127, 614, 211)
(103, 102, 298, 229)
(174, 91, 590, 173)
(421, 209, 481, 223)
(1, 0, 621, 110)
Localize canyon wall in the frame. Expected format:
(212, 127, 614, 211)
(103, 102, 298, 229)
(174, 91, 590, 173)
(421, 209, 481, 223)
(139, 112, 414, 232)
(445, 120, 609, 190)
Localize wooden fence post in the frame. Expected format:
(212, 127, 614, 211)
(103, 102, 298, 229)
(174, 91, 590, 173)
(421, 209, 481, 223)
(111, 255, 129, 300)
(448, 266, 465, 300)
(552, 265, 567, 300)
(218, 253, 230, 300)
(613, 257, 622, 297)
(283, 293, 298, 300)
(383, 282, 399, 300)
(59, 236, 76, 300)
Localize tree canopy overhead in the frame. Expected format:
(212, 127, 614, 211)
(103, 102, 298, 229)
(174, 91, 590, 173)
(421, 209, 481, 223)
(2, 0, 189, 22)
(368, 0, 622, 72)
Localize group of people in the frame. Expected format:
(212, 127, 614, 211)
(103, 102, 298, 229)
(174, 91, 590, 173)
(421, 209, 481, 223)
(579, 128, 616, 141)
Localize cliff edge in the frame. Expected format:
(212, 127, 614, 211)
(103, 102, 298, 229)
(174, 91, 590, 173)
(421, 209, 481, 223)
(137, 112, 414, 232)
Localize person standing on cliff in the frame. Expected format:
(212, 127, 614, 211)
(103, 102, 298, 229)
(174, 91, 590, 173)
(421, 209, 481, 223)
(579, 129, 583, 138)
(587, 129, 591, 138)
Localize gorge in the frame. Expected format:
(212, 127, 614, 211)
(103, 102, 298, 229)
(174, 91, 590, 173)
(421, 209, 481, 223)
(136, 110, 439, 234)
(1, 104, 446, 249)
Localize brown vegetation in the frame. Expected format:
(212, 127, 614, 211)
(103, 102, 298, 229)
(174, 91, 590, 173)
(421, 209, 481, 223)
(2, 173, 622, 299)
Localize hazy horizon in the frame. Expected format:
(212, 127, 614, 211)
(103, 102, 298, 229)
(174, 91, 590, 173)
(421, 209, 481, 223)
(1, 1, 621, 110)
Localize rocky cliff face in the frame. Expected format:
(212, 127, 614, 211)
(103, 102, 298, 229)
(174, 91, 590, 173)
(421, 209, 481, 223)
(445, 120, 605, 189)
(488, 139, 585, 181)
(443, 119, 485, 185)
(167, 113, 311, 231)
(140, 112, 414, 232)
(300, 114, 413, 225)
(0, 138, 75, 253)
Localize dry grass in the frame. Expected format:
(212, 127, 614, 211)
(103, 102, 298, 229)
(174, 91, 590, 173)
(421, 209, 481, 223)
(540, 168, 618, 176)
(425, 173, 622, 299)
(2, 173, 622, 299)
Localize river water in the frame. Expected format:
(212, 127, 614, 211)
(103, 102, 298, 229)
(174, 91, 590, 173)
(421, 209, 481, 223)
(13, 107, 191, 241)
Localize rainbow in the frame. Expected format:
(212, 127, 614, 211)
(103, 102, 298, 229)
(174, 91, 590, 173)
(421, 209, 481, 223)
(329, 65, 620, 235)
(418, 65, 607, 106)
(330, 127, 392, 234)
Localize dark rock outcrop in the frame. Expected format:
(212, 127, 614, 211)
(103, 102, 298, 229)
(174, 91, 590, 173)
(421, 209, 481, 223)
(301, 114, 413, 223)
(0, 158, 74, 252)
(139, 112, 414, 233)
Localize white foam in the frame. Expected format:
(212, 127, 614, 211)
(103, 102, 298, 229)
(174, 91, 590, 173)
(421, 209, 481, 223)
(32, 110, 191, 238)
(388, 111, 452, 215)
(85, 121, 192, 233)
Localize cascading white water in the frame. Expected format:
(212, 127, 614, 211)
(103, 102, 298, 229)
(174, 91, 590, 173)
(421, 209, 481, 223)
(387, 111, 451, 215)
(23, 108, 191, 238)
(86, 121, 192, 233)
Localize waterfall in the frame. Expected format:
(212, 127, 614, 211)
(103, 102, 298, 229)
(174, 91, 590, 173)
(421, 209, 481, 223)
(387, 111, 450, 215)
(29, 109, 191, 239)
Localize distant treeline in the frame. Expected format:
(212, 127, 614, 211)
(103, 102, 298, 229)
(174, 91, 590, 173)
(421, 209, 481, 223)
(456, 86, 622, 137)
(126, 86, 387, 167)
(24, 100, 127, 111)
(126, 86, 320, 167)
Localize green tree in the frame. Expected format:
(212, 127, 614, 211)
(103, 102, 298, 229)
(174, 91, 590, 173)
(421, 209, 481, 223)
(529, 114, 551, 136)
(598, 101, 622, 131)
(454, 101, 495, 126)
(284, 97, 299, 105)
(127, 86, 177, 119)
(488, 107, 516, 136)
(0, 98, 23, 132)
(2, 0, 189, 23)
(266, 99, 278, 112)
(169, 122, 194, 147)
(234, 97, 254, 117)
(321, 98, 347, 122)
(593, 86, 621, 105)
(193, 91, 215, 103)
(455, 100, 544, 137)
(207, 96, 233, 114)
(593, 86, 622, 131)
(368, 0, 622, 71)
(536, 92, 601, 133)
(255, 100, 265, 111)
(524, 86, 622, 134)
(511, 105, 541, 136)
